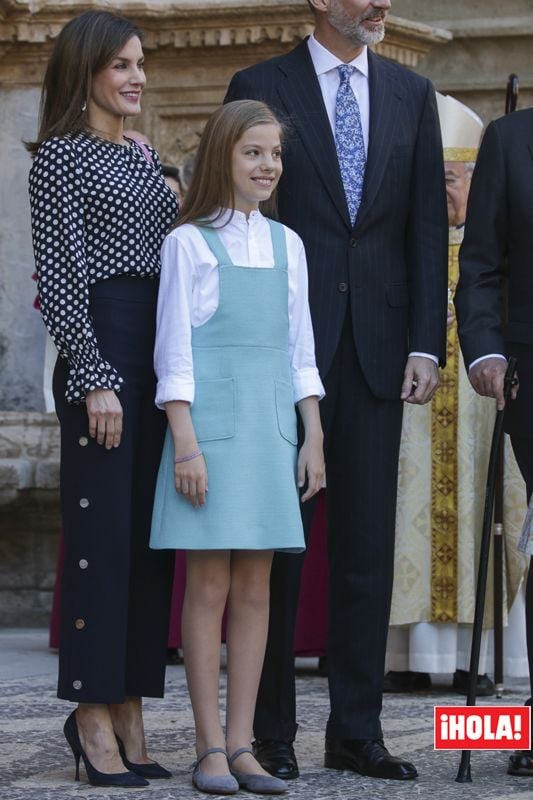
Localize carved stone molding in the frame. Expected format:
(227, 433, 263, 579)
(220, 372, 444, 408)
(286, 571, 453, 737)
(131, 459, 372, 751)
(0, 1, 450, 68)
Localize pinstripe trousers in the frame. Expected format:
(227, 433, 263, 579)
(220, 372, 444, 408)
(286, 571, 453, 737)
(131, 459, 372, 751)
(254, 309, 404, 740)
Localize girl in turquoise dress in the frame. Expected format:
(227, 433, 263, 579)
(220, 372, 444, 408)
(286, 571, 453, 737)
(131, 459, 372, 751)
(150, 100, 324, 794)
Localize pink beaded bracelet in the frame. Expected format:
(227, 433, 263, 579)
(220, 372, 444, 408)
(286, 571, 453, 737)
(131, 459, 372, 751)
(174, 449, 203, 464)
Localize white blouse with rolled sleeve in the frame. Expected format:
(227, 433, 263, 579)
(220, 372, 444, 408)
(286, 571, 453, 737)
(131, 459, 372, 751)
(154, 208, 325, 408)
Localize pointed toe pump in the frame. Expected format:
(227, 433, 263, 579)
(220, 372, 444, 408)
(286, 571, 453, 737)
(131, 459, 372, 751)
(63, 710, 149, 788)
(116, 735, 172, 779)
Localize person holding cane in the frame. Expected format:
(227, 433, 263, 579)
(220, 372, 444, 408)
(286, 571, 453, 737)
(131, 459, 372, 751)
(455, 105, 532, 776)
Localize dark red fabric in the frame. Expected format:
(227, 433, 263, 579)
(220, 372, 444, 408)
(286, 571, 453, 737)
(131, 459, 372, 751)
(294, 491, 328, 656)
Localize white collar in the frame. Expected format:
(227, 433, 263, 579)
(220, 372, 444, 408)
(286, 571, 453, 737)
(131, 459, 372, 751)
(307, 34, 369, 78)
(210, 207, 264, 228)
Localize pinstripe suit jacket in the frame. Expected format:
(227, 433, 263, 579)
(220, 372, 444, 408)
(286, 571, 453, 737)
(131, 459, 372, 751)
(225, 40, 448, 400)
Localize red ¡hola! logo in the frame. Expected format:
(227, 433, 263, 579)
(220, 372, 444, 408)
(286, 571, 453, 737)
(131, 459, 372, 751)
(434, 706, 531, 750)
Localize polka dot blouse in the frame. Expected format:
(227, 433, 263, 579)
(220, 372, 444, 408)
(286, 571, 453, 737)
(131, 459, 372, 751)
(29, 131, 178, 404)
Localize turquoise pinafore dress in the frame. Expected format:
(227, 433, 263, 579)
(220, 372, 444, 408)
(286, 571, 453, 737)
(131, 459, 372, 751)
(150, 219, 305, 553)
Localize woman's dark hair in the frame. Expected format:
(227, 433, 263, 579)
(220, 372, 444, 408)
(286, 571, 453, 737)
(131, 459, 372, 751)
(26, 10, 142, 156)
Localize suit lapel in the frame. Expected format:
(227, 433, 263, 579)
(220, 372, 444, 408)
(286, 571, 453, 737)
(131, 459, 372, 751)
(275, 41, 351, 228)
(275, 43, 403, 232)
(355, 51, 403, 230)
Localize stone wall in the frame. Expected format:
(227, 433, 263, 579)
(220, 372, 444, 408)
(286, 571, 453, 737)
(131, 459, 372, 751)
(0, 89, 44, 412)
(393, 0, 533, 123)
(0, 412, 60, 626)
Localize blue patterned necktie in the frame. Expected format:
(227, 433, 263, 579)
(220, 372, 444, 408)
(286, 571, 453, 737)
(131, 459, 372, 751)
(335, 64, 366, 224)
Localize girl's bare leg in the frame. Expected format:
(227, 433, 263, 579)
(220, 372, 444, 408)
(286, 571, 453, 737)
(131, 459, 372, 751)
(182, 550, 232, 777)
(225, 550, 274, 776)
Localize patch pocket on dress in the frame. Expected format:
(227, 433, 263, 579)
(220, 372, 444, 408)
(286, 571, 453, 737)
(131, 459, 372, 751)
(192, 378, 235, 442)
(275, 380, 297, 445)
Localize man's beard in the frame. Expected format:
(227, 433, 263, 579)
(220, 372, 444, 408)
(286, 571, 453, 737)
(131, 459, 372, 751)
(328, 2, 387, 46)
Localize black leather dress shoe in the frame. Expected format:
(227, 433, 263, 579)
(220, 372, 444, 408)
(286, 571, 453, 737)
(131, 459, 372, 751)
(253, 739, 299, 780)
(508, 749, 533, 776)
(324, 738, 418, 780)
(452, 669, 495, 697)
(383, 670, 432, 693)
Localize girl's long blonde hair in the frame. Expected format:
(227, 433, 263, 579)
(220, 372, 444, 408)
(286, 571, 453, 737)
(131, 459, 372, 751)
(177, 100, 284, 227)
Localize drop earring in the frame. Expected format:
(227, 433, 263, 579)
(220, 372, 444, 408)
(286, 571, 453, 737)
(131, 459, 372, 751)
(81, 100, 87, 113)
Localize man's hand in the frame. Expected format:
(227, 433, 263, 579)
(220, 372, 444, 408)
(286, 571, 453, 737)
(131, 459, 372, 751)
(400, 356, 440, 405)
(468, 357, 518, 411)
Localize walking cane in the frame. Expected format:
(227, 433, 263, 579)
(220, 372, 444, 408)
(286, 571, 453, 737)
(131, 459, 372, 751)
(456, 357, 518, 783)
(493, 73, 519, 698)
(493, 443, 505, 698)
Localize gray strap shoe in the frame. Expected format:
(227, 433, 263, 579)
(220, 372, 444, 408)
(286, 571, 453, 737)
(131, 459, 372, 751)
(192, 747, 239, 795)
(229, 747, 288, 794)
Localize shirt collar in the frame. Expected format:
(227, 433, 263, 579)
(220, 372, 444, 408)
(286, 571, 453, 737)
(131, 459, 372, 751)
(307, 34, 369, 78)
(210, 207, 263, 228)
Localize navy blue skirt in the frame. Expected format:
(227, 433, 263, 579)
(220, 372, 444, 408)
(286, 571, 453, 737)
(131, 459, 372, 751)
(54, 276, 174, 703)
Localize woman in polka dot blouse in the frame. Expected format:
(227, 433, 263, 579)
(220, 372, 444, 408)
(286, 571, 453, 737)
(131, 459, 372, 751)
(27, 11, 178, 788)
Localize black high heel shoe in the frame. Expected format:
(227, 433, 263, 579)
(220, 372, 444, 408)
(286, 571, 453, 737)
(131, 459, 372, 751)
(63, 710, 149, 787)
(116, 736, 172, 779)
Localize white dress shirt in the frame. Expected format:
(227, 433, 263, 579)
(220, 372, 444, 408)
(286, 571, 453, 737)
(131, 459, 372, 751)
(307, 34, 370, 155)
(155, 209, 325, 407)
(307, 35, 438, 368)
(469, 354, 507, 371)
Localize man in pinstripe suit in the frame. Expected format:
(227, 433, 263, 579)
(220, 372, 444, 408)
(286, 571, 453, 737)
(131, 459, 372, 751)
(225, 0, 448, 780)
